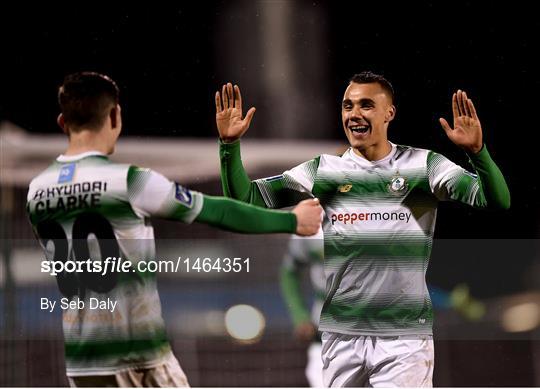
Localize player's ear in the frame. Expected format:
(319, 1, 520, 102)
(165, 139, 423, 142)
(57, 113, 68, 134)
(110, 104, 121, 130)
(385, 105, 396, 123)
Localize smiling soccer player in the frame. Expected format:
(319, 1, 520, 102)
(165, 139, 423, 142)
(215, 72, 510, 387)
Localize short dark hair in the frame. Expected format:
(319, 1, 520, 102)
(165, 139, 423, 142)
(58, 72, 120, 130)
(349, 71, 394, 103)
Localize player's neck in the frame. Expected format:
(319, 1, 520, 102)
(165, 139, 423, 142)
(352, 141, 392, 161)
(64, 129, 111, 156)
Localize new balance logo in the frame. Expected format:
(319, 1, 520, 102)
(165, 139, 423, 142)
(337, 184, 352, 193)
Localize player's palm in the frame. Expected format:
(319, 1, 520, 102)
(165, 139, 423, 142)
(216, 106, 248, 140)
(215, 83, 256, 142)
(439, 90, 483, 154)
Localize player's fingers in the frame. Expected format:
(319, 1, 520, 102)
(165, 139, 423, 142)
(244, 107, 256, 126)
(227, 83, 234, 109)
(468, 98, 479, 121)
(457, 90, 466, 116)
(452, 92, 459, 119)
(215, 91, 222, 113)
(234, 85, 242, 110)
(222, 84, 228, 109)
(462, 91, 472, 117)
(439, 118, 452, 134)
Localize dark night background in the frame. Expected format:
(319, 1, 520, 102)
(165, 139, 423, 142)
(1, 2, 540, 386)
(2, 1, 538, 295)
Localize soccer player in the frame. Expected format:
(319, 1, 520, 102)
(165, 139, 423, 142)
(280, 232, 486, 387)
(26, 72, 322, 387)
(215, 72, 510, 387)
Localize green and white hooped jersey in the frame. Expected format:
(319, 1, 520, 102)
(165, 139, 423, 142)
(26, 151, 203, 376)
(257, 143, 486, 336)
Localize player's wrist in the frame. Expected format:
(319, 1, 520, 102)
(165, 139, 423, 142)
(289, 212, 298, 234)
(219, 136, 241, 145)
(465, 143, 486, 158)
(465, 143, 484, 155)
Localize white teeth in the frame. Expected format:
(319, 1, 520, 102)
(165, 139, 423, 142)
(350, 125, 368, 132)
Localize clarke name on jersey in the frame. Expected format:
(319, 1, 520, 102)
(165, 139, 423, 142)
(40, 297, 117, 313)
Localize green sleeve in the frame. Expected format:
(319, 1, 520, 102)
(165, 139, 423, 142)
(219, 139, 267, 206)
(427, 145, 510, 210)
(220, 139, 319, 209)
(467, 145, 511, 209)
(280, 265, 311, 327)
(194, 194, 296, 233)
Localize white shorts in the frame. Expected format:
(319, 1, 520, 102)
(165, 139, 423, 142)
(67, 352, 189, 387)
(306, 342, 324, 388)
(321, 332, 434, 387)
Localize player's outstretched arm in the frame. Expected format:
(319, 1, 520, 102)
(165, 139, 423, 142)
(196, 196, 322, 236)
(219, 139, 267, 206)
(127, 167, 321, 231)
(433, 90, 510, 209)
(216, 83, 315, 209)
(215, 83, 266, 205)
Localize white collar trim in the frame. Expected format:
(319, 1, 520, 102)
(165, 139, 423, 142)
(56, 151, 107, 162)
(347, 142, 397, 165)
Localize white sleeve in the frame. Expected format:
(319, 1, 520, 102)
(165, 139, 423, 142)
(127, 167, 204, 223)
(427, 151, 479, 205)
(254, 157, 320, 208)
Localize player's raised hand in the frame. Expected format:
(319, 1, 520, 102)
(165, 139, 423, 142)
(439, 90, 483, 154)
(293, 198, 323, 236)
(215, 83, 256, 143)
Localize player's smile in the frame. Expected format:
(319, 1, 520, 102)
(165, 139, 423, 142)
(348, 122, 371, 139)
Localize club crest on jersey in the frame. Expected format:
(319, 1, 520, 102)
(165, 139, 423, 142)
(58, 163, 76, 183)
(388, 175, 408, 194)
(337, 184, 353, 193)
(174, 183, 193, 207)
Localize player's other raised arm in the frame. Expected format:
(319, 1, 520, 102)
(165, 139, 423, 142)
(431, 90, 510, 210)
(216, 83, 316, 209)
(215, 83, 266, 204)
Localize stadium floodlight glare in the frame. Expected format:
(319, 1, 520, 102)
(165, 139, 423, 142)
(224, 304, 266, 342)
(501, 302, 540, 333)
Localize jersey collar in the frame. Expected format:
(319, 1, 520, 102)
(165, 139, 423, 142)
(56, 151, 107, 162)
(346, 142, 397, 166)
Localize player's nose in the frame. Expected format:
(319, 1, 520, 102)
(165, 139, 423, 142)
(349, 106, 364, 120)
